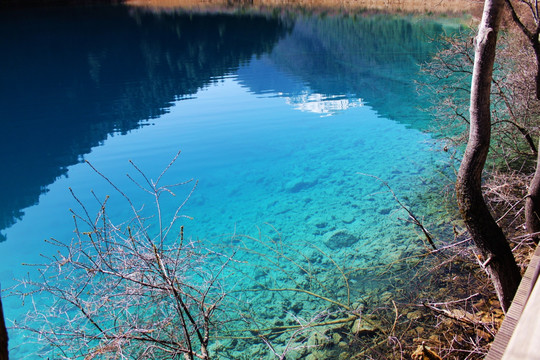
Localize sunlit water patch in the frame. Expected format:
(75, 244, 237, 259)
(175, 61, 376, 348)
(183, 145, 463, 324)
(0, 6, 460, 358)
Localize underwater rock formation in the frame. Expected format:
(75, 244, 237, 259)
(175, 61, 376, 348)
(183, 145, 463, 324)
(323, 229, 358, 250)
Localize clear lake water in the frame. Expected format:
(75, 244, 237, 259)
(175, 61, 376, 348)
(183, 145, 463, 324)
(0, 5, 462, 358)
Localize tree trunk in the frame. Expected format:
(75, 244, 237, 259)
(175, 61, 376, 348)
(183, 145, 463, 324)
(525, 43, 540, 244)
(535, 42, 540, 101)
(526, 139, 540, 244)
(455, 0, 522, 312)
(504, 0, 540, 244)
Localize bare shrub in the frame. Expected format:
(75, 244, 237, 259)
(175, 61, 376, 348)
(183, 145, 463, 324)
(13, 152, 237, 360)
(9, 153, 506, 360)
(9, 154, 379, 359)
(421, 26, 540, 171)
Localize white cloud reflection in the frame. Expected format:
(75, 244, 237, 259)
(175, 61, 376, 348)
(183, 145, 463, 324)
(285, 92, 363, 116)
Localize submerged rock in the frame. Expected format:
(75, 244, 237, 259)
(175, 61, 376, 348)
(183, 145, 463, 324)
(284, 178, 318, 193)
(291, 301, 304, 314)
(351, 318, 379, 336)
(307, 332, 330, 347)
(323, 229, 358, 250)
(342, 213, 355, 224)
(406, 309, 424, 321)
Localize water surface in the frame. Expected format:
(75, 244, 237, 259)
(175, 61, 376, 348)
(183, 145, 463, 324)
(0, 5, 458, 357)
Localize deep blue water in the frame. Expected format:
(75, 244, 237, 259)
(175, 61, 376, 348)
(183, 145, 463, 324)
(0, 5, 460, 357)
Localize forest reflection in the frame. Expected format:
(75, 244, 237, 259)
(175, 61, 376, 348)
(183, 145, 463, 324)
(0, 6, 289, 239)
(0, 5, 453, 240)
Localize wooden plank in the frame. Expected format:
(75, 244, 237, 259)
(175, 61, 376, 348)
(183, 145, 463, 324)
(485, 245, 540, 360)
(501, 275, 540, 359)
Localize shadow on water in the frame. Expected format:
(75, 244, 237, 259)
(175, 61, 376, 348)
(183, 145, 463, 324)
(0, 5, 455, 241)
(0, 6, 290, 240)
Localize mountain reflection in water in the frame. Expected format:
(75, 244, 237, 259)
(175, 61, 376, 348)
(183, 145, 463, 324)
(0, 6, 453, 240)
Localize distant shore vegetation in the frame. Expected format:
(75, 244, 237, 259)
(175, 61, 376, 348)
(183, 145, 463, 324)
(125, 0, 481, 14)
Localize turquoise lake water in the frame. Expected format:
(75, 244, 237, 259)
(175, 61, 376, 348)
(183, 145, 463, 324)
(0, 5, 461, 358)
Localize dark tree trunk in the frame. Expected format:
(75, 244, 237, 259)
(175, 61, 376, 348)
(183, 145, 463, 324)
(0, 294, 8, 360)
(535, 43, 540, 101)
(456, 0, 522, 312)
(526, 139, 540, 244)
(504, 0, 540, 244)
(525, 44, 540, 243)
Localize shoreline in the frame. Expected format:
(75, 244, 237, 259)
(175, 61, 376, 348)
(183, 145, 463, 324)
(125, 0, 482, 15)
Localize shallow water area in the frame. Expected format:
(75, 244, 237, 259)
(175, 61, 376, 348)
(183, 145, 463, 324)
(0, 5, 461, 358)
